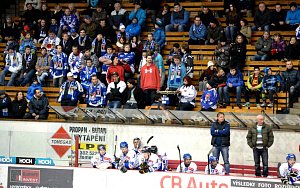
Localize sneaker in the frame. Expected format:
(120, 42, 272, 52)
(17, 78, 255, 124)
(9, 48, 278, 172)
(261, 102, 266, 107)
(242, 102, 250, 107)
(256, 104, 260, 107)
(267, 103, 273, 107)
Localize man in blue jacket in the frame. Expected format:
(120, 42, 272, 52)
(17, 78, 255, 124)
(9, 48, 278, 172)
(165, 3, 190, 32)
(188, 15, 207, 45)
(125, 17, 141, 38)
(286, 2, 300, 30)
(224, 67, 244, 108)
(129, 0, 146, 26)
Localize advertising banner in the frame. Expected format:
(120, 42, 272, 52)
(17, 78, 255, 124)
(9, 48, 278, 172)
(0, 166, 8, 188)
(7, 166, 73, 188)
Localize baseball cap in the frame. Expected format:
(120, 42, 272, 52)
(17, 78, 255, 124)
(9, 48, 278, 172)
(67, 72, 74, 77)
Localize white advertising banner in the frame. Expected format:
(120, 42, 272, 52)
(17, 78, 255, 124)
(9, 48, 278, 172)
(0, 166, 7, 188)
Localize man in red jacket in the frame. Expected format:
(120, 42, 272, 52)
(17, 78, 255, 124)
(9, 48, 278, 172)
(140, 51, 160, 106)
(106, 56, 125, 84)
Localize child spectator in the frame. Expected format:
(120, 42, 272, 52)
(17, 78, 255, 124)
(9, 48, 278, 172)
(211, 67, 227, 108)
(26, 77, 44, 101)
(152, 20, 166, 51)
(117, 24, 130, 42)
(201, 80, 218, 111)
(261, 67, 280, 107)
(215, 38, 230, 72)
(270, 33, 286, 61)
(284, 37, 300, 61)
(19, 33, 36, 54)
(199, 61, 217, 91)
(224, 67, 244, 108)
(166, 43, 182, 66)
(176, 76, 197, 111)
(181, 44, 194, 78)
(116, 36, 126, 53)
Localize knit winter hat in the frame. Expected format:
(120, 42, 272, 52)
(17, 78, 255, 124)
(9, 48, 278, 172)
(207, 61, 214, 67)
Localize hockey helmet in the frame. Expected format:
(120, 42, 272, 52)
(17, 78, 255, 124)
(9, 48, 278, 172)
(209, 156, 218, 163)
(286, 153, 296, 161)
(120, 141, 128, 149)
(97, 144, 106, 151)
(183, 153, 192, 160)
(141, 146, 151, 153)
(150, 145, 158, 154)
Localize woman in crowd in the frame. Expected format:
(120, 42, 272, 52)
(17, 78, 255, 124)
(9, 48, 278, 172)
(11, 91, 27, 119)
(176, 76, 197, 111)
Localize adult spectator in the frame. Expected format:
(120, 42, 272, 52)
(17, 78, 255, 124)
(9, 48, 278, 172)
(50, 45, 68, 87)
(281, 61, 300, 108)
(206, 19, 224, 45)
(251, 31, 272, 61)
(53, 4, 64, 23)
(201, 80, 218, 111)
(39, 4, 52, 24)
(109, 2, 129, 31)
(11, 92, 27, 119)
(229, 34, 247, 72)
(75, 29, 92, 52)
(284, 37, 300, 61)
(246, 115, 274, 177)
(181, 44, 194, 78)
(156, 4, 171, 29)
(80, 59, 97, 91)
(59, 8, 79, 37)
(176, 153, 197, 173)
(86, 75, 107, 108)
(199, 61, 217, 91)
(143, 33, 156, 52)
(261, 67, 279, 107)
(140, 52, 161, 106)
(41, 30, 60, 54)
(79, 16, 98, 40)
(167, 55, 186, 92)
(238, 19, 252, 44)
(0, 90, 11, 118)
(91, 33, 107, 58)
(270, 33, 286, 61)
(124, 78, 145, 109)
(153, 48, 165, 89)
(58, 72, 83, 106)
(142, 0, 161, 25)
(165, 3, 190, 32)
(0, 45, 22, 86)
(224, 67, 243, 108)
(279, 154, 300, 185)
(125, 17, 142, 38)
(243, 67, 264, 107)
(68, 3, 79, 19)
(106, 72, 127, 108)
(99, 46, 115, 85)
(117, 24, 130, 42)
(49, 18, 59, 36)
(24, 0, 41, 10)
(152, 20, 166, 50)
(24, 89, 49, 120)
(130, 36, 144, 65)
(176, 76, 197, 111)
(17, 46, 37, 86)
(210, 112, 230, 175)
(35, 47, 50, 86)
(26, 77, 44, 101)
(236, 0, 254, 18)
(68, 46, 83, 79)
(129, 0, 146, 26)
(211, 67, 227, 108)
(23, 2, 41, 27)
(198, 7, 215, 28)
(286, 2, 300, 30)
(215, 38, 230, 72)
(1, 16, 20, 42)
(225, 4, 240, 43)
(188, 15, 207, 45)
(205, 156, 225, 175)
(82, 49, 99, 70)
(270, 3, 287, 31)
(166, 43, 182, 66)
(35, 19, 48, 44)
(252, 2, 270, 32)
(118, 44, 135, 80)
(106, 56, 125, 84)
(60, 33, 73, 55)
(223, 0, 238, 15)
(92, 5, 107, 23)
(96, 19, 115, 44)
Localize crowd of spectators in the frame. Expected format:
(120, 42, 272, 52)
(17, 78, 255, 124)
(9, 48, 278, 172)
(0, 0, 300, 120)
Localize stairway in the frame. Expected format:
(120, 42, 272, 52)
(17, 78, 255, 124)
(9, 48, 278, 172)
(289, 98, 300, 115)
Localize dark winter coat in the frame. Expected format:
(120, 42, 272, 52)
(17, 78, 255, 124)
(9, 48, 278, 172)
(28, 95, 49, 116)
(210, 120, 230, 147)
(281, 68, 300, 90)
(246, 123, 274, 148)
(253, 8, 271, 28)
(11, 99, 27, 119)
(125, 86, 145, 109)
(0, 94, 11, 117)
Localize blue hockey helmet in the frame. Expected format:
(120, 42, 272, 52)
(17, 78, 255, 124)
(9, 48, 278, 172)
(209, 156, 218, 163)
(97, 144, 106, 151)
(120, 141, 128, 149)
(183, 153, 192, 160)
(286, 153, 296, 161)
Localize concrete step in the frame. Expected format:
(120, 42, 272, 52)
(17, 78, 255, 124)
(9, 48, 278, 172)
(293, 103, 300, 108)
(289, 108, 300, 115)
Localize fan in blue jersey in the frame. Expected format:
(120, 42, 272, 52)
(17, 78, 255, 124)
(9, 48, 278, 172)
(50, 45, 68, 87)
(86, 75, 107, 108)
(80, 59, 97, 91)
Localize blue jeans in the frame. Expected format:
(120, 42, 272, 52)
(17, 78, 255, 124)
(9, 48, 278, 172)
(251, 54, 270, 61)
(108, 101, 121, 109)
(17, 69, 36, 86)
(253, 148, 269, 177)
(37, 72, 48, 86)
(213, 146, 230, 174)
(224, 86, 242, 104)
(225, 26, 237, 42)
(251, 25, 270, 32)
(0, 69, 18, 86)
(217, 87, 226, 104)
(165, 24, 187, 32)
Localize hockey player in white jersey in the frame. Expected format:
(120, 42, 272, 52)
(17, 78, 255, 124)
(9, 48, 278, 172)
(139, 146, 160, 173)
(205, 156, 225, 175)
(279, 153, 300, 185)
(117, 141, 139, 171)
(132, 137, 142, 155)
(176, 153, 197, 173)
(150, 145, 168, 171)
(91, 145, 115, 169)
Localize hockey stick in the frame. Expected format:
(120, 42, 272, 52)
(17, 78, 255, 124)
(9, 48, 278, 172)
(177, 145, 182, 173)
(114, 135, 118, 157)
(147, 136, 154, 145)
(207, 147, 215, 175)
